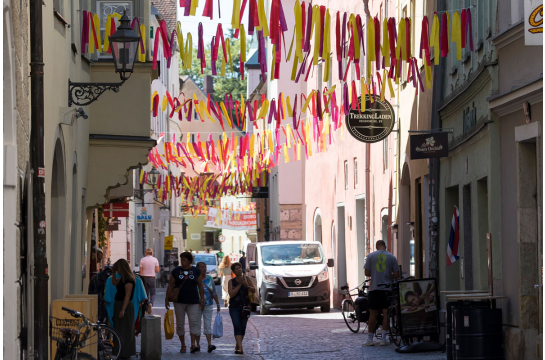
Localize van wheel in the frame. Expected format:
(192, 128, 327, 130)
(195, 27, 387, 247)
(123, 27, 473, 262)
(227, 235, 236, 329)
(321, 304, 331, 312)
(250, 303, 257, 312)
(259, 294, 270, 315)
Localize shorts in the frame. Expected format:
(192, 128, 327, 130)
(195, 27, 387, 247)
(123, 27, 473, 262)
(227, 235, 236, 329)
(368, 290, 390, 310)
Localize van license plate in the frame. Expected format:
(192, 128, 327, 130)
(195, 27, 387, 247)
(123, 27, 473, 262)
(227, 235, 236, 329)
(288, 291, 309, 297)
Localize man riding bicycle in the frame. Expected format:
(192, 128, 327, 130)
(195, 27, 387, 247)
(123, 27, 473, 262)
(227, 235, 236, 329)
(362, 240, 400, 347)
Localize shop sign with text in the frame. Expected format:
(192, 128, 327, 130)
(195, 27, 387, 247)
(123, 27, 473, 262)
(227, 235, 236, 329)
(345, 95, 395, 143)
(410, 133, 449, 159)
(136, 205, 152, 223)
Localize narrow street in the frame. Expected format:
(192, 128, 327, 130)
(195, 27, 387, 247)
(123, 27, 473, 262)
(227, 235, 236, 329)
(133, 287, 446, 360)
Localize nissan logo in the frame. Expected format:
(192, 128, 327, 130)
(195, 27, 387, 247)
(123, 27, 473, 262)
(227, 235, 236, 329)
(294, 279, 302, 286)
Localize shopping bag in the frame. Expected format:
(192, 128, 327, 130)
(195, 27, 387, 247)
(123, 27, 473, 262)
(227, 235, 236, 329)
(212, 312, 223, 339)
(164, 309, 175, 340)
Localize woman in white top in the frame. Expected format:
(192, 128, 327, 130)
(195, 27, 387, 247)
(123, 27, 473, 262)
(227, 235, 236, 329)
(219, 256, 232, 307)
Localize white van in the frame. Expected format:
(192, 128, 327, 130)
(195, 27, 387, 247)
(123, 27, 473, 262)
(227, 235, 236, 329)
(246, 241, 334, 315)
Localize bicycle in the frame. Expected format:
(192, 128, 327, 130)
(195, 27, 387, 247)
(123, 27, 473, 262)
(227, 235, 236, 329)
(340, 279, 383, 335)
(50, 306, 123, 360)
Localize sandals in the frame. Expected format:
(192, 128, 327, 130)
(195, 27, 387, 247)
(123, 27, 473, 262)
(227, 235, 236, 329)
(208, 345, 216, 353)
(190, 346, 200, 353)
(180, 344, 187, 353)
(235, 350, 244, 355)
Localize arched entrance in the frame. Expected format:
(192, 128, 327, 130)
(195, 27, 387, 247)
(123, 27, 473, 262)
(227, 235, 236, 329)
(51, 139, 67, 300)
(313, 208, 322, 243)
(399, 163, 412, 277)
(69, 160, 78, 294)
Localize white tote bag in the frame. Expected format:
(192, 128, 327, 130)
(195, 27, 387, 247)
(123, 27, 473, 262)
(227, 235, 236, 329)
(212, 312, 223, 339)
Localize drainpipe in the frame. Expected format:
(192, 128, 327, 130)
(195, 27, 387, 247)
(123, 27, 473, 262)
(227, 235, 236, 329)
(29, 0, 48, 357)
(362, 0, 371, 255)
(428, 0, 447, 282)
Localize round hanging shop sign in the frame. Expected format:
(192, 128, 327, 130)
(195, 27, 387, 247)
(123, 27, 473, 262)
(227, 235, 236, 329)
(345, 95, 395, 143)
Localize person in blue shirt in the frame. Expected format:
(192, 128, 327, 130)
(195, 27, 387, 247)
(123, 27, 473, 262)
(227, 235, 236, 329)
(195, 261, 221, 353)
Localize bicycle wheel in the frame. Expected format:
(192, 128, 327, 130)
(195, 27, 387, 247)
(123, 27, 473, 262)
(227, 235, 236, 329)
(387, 308, 401, 347)
(96, 325, 123, 360)
(342, 300, 360, 333)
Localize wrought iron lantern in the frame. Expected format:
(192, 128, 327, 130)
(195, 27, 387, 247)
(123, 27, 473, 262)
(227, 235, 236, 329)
(68, 12, 142, 107)
(147, 167, 160, 187)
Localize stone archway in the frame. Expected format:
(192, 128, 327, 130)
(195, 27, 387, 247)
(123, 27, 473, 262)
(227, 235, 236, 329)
(51, 139, 67, 300)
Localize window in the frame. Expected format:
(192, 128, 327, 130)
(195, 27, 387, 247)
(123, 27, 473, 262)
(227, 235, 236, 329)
(354, 158, 358, 188)
(97, 2, 134, 58)
(478, 0, 484, 44)
(384, 136, 388, 172)
(53, 0, 64, 17)
(344, 161, 348, 190)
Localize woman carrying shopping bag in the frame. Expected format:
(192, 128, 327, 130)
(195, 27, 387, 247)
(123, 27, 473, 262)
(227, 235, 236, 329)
(228, 262, 255, 355)
(165, 252, 205, 353)
(195, 261, 221, 353)
(219, 256, 232, 307)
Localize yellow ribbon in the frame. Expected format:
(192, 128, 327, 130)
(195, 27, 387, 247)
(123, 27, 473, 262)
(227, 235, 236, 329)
(232, 0, 241, 29)
(104, 15, 112, 52)
(257, 0, 269, 37)
(184, 34, 193, 70)
(240, 24, 247, 62)
(367, 17, 376, 62)
(382, 19, 390, 67)
(430, 14, 440, 65)
(294, 0, 303, 61)
(190, 0, 198, 16)
(323, 10, 332, 82)
(452, 12, 462, 61)
(313, 5, 321, 65)
(138, 24, 146, 62)
(162, 96, 168, 112)
(350, 15, 360, 60)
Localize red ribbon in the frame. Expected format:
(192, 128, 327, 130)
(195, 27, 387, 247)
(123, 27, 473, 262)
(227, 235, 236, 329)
(420, 16, 431, 66)
(440, 13, 448, 57)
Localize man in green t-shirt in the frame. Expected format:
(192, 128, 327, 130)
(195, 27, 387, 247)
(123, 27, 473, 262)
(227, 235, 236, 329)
(216, 248, 225, 261)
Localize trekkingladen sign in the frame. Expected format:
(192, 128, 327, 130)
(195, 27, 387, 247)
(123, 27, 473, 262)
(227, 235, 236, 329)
(525, 0, 543, 45)
(205, 208, 257, 230)
(136, 205, 153, 223)
(345, 95, 395, 143)
(410, 133, 449, 159)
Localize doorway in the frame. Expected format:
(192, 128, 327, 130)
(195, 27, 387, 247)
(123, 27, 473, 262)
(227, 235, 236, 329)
(314, 209, 322, 243)
(337, 205, 347, 289)
(355, 197, 366, 284)
(69, 163, 78, 294)
(399, 164, 411, 274)
(51, 139, 67, 301)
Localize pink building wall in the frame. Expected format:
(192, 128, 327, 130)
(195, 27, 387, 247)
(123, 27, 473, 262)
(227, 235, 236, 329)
(271, 0, 398, 308)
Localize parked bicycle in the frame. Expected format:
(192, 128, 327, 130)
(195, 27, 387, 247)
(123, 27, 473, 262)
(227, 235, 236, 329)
(341, 279, 383, 335)
(50, 306, 123, 360)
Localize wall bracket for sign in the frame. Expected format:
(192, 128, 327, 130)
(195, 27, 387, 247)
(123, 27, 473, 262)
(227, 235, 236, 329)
(407, 128, 454, 134)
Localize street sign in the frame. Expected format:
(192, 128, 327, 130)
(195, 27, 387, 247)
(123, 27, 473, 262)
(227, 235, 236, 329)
(103, 203, 129, 217)
(219, 235, 226, 243)
(525, 0, 543, 45)
(345, 95, 395, 143)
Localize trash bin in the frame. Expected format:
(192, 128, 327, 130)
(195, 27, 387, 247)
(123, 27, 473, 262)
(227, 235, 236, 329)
(454, 307, 504, 359)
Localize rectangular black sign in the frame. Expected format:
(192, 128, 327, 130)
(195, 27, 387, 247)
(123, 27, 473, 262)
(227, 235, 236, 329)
(410, 133, 449, 159)
(251, 186, 269, 198)
(397, 278, 440, 337)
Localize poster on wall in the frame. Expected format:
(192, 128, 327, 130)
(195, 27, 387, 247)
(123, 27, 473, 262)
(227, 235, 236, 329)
(397, 278, 439, 337)
(525, 0, 543, 45)
(205, 208, 257, 230)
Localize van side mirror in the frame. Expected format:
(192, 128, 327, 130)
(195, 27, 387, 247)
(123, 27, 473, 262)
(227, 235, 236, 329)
(327, 259, 334, 268)
(249, 261, 258, 270)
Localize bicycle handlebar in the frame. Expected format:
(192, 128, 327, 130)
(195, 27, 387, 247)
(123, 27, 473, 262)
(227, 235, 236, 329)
(62, 306, 84, 319)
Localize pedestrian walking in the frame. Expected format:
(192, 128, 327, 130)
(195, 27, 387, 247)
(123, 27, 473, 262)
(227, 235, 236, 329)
(239, 252, 247, 274)
(219, 256, 232, 307)
(195, 261, 221, 353)
(165, 251, 206, 354)
(216, 248, 225, 261)
(139, 248, 160, 314)
(110, 259, 137, 358)
(228, 262, 255, 355)
(362, 240, 400, 347)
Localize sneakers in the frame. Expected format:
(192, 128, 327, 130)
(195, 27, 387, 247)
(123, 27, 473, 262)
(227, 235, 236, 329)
(362, 339, 375, 347)
(379, 338, 390, 346)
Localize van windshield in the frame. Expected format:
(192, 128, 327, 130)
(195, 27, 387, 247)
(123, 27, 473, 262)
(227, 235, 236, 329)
(261, 244, 323, 266)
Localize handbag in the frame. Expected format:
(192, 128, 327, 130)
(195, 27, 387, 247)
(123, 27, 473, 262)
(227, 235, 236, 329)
(212, 312, 223, 339)
(167, 275, 188, 303)
(164, 309, 175, 340)
(241, 276, 252, 318)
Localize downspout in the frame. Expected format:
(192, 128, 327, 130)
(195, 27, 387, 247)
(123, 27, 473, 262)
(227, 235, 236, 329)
(29, 0, 48, 357)
(363, 0, 371, 255)
(429, 0, 447, 282)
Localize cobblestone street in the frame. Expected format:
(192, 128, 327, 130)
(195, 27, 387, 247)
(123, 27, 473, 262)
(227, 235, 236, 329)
(132, 288, 446, 360)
